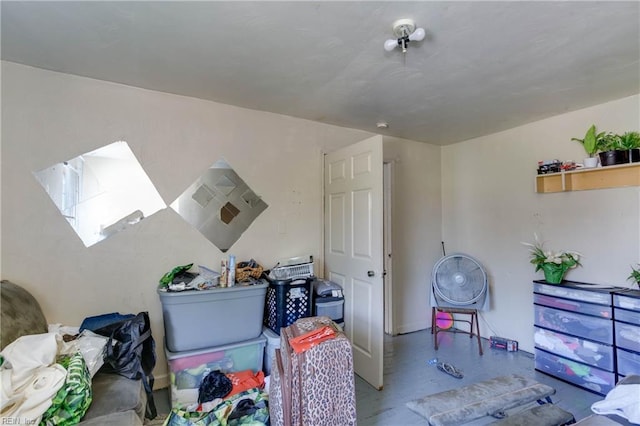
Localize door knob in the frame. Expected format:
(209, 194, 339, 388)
(368, 270, 375, 277)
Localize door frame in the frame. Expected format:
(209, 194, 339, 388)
(383, 161, 394, 335)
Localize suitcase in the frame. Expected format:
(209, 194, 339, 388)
(269, 316, 357, 426)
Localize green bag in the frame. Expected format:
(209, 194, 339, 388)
(159, 263, 194, 288)
(40, 352, 92, 426)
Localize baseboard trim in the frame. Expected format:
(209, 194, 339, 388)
(153, 373, 169, 390)
(396, 322, 428, 335)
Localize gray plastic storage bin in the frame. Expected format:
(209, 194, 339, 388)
(158, 281, 268, 352)
(261, 326, 280, 376)
(314, 297, 344, 323)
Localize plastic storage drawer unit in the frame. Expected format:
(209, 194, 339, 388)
(534, 327, 614, 371)
(534, 305, 613, 344)
(615, 321, 640, 353)
(533, 294, 612, 319)
(158, 281, 268, 352)
(264, 277, 312, 334)
(614, 307, 640, 326)
(613, 290, 640, 311)
(616, 348, 640, 377)
(165, 335, 266, 409)
(534, 348, 615, 396)
(533, 282, 612, 306)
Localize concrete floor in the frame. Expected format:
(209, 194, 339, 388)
(153, 328, 633, 425)
(356, 329, 632, 425)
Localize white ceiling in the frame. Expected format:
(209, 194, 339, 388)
(2, 1, 639, 145)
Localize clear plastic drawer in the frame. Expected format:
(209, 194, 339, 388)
(615, 321, 640, 353)
(533, 294, 612, 319)
(616, 348, 640, 377)
(533, 283, 612, 306)
(535, 349, 615, 396)
(613, 291, 640, 311)
(534, 305, 613, 344)
(534, 327, 614, 371)
(614, 307, 640, 326)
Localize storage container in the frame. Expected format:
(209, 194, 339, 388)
(533, 294, 612, 319)
(270, 262, 314, 280)
(616, 347, 640, 377)
(613, 290, 640, 311)
(534, 327, 613, 371)
(261, 326, 280, 376)
(535, 348, 615, 396)
(158, 281, 268, 352)
(314, 296, 344, 323)
(165, 335, 266, 409)
(534, 305, 613, 344)
(264, 277, 313, 335)
(533, 282, 612, 306)
(615, 321, 640, 353)
(614, 307, 640, 326)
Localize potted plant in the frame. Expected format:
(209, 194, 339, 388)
(572, 124, 600, 168)
(619, 131, 640, 163)
(629, 264, 640, 288)
(598, 132, 629, 166)
(523, 237, 581, 284)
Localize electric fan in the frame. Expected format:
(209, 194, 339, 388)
(430, 253, 490, 311)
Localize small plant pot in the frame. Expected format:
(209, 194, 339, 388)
(599, 150, 629, 166)
(630, 148, 640, 163)
(541, 265, 566, 284)
(583, 157, 598, 168)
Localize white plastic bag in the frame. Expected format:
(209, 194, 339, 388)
(50, 324, 107, 377)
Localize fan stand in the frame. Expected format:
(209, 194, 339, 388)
(431, 306, 483, 355)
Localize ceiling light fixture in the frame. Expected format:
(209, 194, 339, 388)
(384, 19, 425, 53)
(376, 122, 389, 129)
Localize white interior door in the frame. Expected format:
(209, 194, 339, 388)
(324, 135, 384, 390)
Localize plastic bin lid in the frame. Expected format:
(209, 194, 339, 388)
(262, 326, 280, 343)
(164, 334, 267, 359)
(314, 279, 343, 296)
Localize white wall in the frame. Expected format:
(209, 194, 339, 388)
(384, 137, 441, 334)
(442, 94, 640, 353)
(0, 61, 376, 386)
(4, 60, 638, 382)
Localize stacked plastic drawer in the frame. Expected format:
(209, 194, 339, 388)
(613, 289, 640, 378)
(533, 281, 620, 396)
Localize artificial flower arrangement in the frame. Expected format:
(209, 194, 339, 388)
(523, 237, 581, 284)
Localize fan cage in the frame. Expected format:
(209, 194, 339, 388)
(432, 253, 487, 306)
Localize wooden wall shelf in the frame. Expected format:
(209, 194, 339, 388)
(535, 163, 640, 193)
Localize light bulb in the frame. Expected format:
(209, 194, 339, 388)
(384, 39, 398, 52)
(409, 27, 425, 42)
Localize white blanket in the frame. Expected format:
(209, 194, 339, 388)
(0, 333, 67, 424)
(591, 375, 640, 424)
